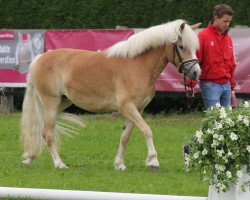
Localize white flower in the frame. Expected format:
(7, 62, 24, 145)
(220, 107, 227, 118)
(244, 101, 249, 108)
(215, 102, 221, 108)
(226, 171, 232, 178)
(247, 146, 250, 153)
(211, 140, 219, 148)
(223, 157, 228, 163)
(237, 170, 243, 178)
(225, 117, 235, 127)
(243, 117, 249, 126)
(193, 152, 199, 159)
(237, 115, 243, 121)
(227, 151, 233, 157)
(230, 132, 238, 141)
(213, 133, 219, 139)
(195, 130, 203, 139)
(219, 165, 225, 172)
(207, 128, 214, 134)
(217, 149, 224, 157)
(215, 164, 225, 172)
(214, 121, 223, 130)
(218, 135, 224, 141)
(197, 138, 204, 144)
(202, 149, 208, 155)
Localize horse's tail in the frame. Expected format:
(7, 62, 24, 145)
(56, 113, 86, 138)
(21, 56, 45, 160)
(21, 80, 45, 160)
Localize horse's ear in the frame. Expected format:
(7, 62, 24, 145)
(179, 23, 185, 33)
(191, 23, 201, 30)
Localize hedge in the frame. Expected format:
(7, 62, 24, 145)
(1, 0, 249, 29)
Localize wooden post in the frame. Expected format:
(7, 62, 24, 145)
(0, 87, 14, 114)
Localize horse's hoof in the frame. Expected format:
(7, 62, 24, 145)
(148, 166, 159, 172)
(55, 162, 69, 169)
(115, 164, 126, 171)
(22, 158, 32, 165)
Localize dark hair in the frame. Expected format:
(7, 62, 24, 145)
(213, 4, 234, 18)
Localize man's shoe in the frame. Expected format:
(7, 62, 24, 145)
(182, 145, 190, 166)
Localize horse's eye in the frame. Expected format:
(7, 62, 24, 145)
(178, 45, 186, 52)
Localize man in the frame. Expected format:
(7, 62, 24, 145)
(183, 4, 237, 159)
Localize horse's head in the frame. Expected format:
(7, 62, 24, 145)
(170, 22, 201, 80)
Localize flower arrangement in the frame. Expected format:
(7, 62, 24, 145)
(187, 101, 250, 193)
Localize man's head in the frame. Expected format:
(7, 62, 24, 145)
(212, 4, 234, 33)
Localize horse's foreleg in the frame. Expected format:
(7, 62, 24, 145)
(114, 120, 134, 171)
(119, 103, 159, 171)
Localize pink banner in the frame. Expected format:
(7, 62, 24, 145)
(1, 28, 250, 94)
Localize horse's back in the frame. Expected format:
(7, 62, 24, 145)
(29, 49, 122, 111)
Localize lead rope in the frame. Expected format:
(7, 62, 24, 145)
(184, 76, 195, 108)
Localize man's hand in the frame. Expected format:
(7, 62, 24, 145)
(231, 91, 237, 108)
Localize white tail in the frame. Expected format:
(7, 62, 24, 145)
(21, 82, 45, 160)
(21, 58, 86, 167)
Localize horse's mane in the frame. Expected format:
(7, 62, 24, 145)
(106, 19, 199, 58)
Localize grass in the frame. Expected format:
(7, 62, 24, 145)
(0, 112, 208, 197)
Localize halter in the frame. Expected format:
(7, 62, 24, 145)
(173, 42, 199, 103)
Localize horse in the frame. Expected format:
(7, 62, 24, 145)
(21, 19, 201, 171)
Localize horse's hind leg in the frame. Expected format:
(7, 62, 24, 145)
(41, 96, 68, 168)
(114, 119, 134, 171)
(119, 103, 159, 171)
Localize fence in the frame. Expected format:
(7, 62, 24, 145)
(0, 187, 207, 200)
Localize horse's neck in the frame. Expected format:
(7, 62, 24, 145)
(139, 46, 169, 81)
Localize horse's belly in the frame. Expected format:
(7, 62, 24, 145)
(68, 94, 117, 113)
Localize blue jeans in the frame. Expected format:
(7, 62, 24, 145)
(200, 81, 231, 109)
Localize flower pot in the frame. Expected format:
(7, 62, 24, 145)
(208, 166, 250, 200)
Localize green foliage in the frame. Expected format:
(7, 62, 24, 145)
(0, 112, 208, 196)
(187, 101, 250, 193)
(0, 0, 249, 29)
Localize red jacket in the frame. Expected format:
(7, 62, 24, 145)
(196, 23, 236, 90)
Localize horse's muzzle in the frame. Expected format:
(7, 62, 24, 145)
(189, 63, 201, 80)
(181, 59, 201, 80)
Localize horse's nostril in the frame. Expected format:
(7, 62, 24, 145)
(193, 71, 197, 77)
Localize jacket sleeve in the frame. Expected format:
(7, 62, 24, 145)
(229, 37, 236, 90)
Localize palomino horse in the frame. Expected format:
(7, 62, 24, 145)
(21, 19, 201, 171)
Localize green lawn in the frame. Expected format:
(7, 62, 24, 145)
(0, 112, 208, 197)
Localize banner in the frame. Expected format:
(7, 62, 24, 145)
(0, 30, 44, 87)
(0, 28, 250, 94)
(45, 29, 134, 51)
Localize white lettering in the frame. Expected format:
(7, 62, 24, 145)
(172, 82, 200, 89)
(0, 33, 14, 39)
(0, 56, 16, 64)
(173, 83, 185, 89)
(0, 45, 11, 53)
